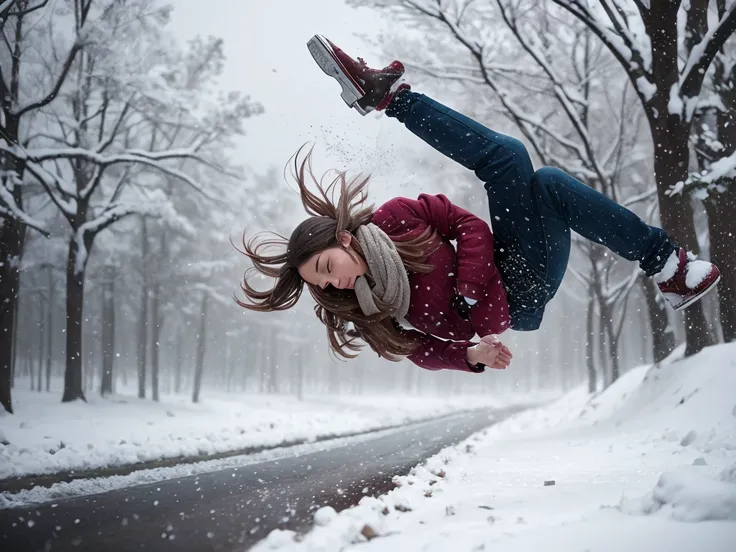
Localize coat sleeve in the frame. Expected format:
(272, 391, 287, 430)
(403, 329, 482, 373)
(374, 194, 497, 300)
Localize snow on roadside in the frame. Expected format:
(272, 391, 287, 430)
(0, 422, 412, 509)
(0, 386, 542, 480)
(253, 343, 736, 552)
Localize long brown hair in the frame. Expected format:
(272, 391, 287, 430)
(235, 147, 438, 361)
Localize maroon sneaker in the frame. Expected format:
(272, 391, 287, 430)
(307, 35, 409, 115)
(655, 248, 720, 311)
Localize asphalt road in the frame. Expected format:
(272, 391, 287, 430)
(0, 408, 514, 552)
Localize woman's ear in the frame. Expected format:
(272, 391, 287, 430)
(337, 230, 353, 248)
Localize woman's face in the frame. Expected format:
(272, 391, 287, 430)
(298, 232, 367, 290)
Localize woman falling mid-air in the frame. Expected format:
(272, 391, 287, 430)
(236, 35, 721, 373)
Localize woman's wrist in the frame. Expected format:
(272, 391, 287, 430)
(466, 344, 477, 364)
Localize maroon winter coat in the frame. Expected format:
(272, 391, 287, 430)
(371, 194, 510, 372)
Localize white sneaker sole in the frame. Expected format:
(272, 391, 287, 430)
(671, 274, 721, 311)
(307, 35, 368, 115)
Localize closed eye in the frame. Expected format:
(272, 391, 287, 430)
(327, 259, 332, 274)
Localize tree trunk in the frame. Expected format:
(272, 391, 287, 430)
(150, 280, 161, 402)
(605, 314, 621, 383)
(137, 220, 150, 399)
(100, 266, 115, 396)
(650, 122, 715, 356)
(268, 330, 278, 393)
(225, 340, 233, 392)
(62, 234, 87, 403)
(0, 114, 24, 414)
(28, 341, 34, 391)
(296, 346, 304, 401)
(174, 327, 183, 394)
(192, 294, 208, 404)
(706, 92, 736, 341)
(150, 227, 167, 402)
(258, 328, 267, 393)
(640, 277, 675, 363)
(705, 191, 736, 342)
(46, 265, 54, 392)
(37, 300, 44, 392)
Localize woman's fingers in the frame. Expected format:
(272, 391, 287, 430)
(490, 350, 512, 369)
(496, 352, 511, 365)
(479, 335, 512, 358)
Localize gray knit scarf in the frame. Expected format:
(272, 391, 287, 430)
(353, 223, 411, 320)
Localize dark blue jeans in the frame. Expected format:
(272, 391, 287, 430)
(386, 91, 675, 330)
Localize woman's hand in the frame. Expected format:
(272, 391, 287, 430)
(467, 335, 513, 370)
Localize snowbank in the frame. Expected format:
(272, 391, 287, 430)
(253, 343, 736, 551)
(0, 387, 527, 480)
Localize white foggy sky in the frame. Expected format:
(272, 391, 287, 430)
(168, 0, 435, 206)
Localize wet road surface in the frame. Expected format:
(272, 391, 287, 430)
(1, 408, 517, 551)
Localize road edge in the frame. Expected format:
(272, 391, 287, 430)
(0, 408, 490, 494)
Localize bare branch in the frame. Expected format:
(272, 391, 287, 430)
(495, 1, 609, 186)
(551, 0, 652, 104)
(568, 262, 592, 287)
(103, 166, 131, 211)
(13, 41, 82, 118)
(9, 0, 48, 16)
(79, 164, 105, 200)
(96, 97, 134, 153)
(621, 186, 657, 208)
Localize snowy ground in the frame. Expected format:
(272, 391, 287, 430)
(0, 385, 537, 481)
(254, 343, 736, 552)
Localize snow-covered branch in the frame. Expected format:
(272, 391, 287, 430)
(0, 172, 49, 235)
(189, 282, 233, 307)
(680, 3, 736, 99)
(20, 159, 77, 218)
(667, 149, 736, 197)
(630, 0, 649, 24)
(79, 203, 140, 237)
(0, 0, 16, 17)
(4, 143, 226, 203)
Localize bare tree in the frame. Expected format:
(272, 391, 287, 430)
(689, 34, 736, 341)
(2, 1, 259, 403)
(0, 0, 73, 413)
(545, 0, 736, 354)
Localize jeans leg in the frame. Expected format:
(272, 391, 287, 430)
(386, 90, 552, 329)
(386, 90, 534, 184)
(532, 167, 676, 300)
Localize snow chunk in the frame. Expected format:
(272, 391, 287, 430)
(654, 250, 679, 283)
(668, 84, 684, 116)
(636, 77, 657, 101)
(313, 506, 337, 526)
(619, 466, 736, 522)
(686, 260, 713, 289)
